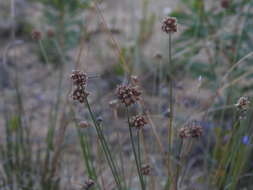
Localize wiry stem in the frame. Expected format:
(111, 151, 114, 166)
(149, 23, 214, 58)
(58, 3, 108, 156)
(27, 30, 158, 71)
(85, 98, 123, 189)
(126, 108, 146, 190)
(168, 32, 174, 152)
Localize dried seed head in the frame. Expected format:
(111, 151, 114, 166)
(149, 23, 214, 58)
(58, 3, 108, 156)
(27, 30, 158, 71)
(70, 70, 88, 88)
(130, 115, 148, 129)
(31, 29, 42, 40)
(47, 29, 55, 38)
(141, 164, 151, 176)
(72, 87, 89, 103)
(162, 17, 177, 34)
(179, 120, 203, 138)
(79, 121, 90, 128)
(221, 0, 230, 9)
(116, 85, 141, 107)
(235, 96, 250, 119)
(189, 123, 203, 138)
(179, 127, 190, 139)
(70, 70, 90, 103)
(82, 179, 94, 190)
(235, 96, 250, 110)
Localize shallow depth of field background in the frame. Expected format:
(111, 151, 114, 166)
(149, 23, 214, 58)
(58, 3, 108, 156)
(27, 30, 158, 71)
(1, 0, 253, 190)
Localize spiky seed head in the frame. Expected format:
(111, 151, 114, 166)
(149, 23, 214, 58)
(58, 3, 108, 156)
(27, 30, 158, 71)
(72, 87, 89, 103)
(235, 96, 250, 119)
(70, 70, 88, 88)
(116, 85, 141, 107)
(162, 17, 177, 33)
(130, 115, 148, 129)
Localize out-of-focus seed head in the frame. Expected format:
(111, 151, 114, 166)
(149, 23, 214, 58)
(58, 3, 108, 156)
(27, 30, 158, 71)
(179, 127, 190, 139)
(235, 96, 250, 110)
(79, 121, 90, 128)
(179, 120, 203, 139)
(188, 120, 203, 138)
(47, 29, 55, 38)
(70, 70, 88, 88)
(130, 115, 148, 129)
(31, 29, 42, 40)
(221, 0, 230, 9)
(189, 123, 203, 138)
(82, 179, 94, 190)
(235, 96, 250, 119)
(161, 17, 177, 34)
(116, 85, 141, 107)
(141, 164, 151, 176)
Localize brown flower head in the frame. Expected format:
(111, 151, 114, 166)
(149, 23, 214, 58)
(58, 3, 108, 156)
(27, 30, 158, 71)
(179, 127, 190, 139)
(235, 96, 250, 110)
(31, 29, 42, 40)
(162, 17, 177, 33)
(72, 88, 89, 103)
(70, 70, 90, 103)
(179, 120, 203, 138)
(141, 164, 151, 176)
(130, 115, 147, 129)
(116, 85, 141, 107)
(235, 96, 250, 119)
(188, 121, 203, 138)
(70, 70, 88, 88)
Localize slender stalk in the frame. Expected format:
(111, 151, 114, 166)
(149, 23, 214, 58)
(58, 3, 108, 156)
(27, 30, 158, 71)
(137, 130, 142, 167)
(85, 98, 123, 189)
(38, 40, 50, 65)
(126, 109, 146, 190)
(168, 32, 174, 152)
(165, 32, 175, 190)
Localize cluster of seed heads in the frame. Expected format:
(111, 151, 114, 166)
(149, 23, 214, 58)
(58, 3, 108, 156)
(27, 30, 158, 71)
(140, 164, 151, 176)
(116, 85, 141, 107)
(235, 96, 250, 119)
(179, 120, 203, 138)
(161, 17, 177, 33)
(70, 70, 89, 103)
(31, 29, 55, 40)
(130, 115, 148, 129)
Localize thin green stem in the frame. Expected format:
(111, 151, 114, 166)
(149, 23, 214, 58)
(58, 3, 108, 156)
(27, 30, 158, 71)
(85, 98, 122, 189)
(168, 32, 174, 152)
(127, 108, 146, 190)
(38, 40, 50, 65)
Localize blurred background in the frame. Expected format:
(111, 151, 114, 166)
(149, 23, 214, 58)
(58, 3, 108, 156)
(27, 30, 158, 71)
(1, 0, 253, 189)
